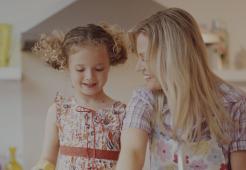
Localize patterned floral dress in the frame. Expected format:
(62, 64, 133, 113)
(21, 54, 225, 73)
(54, 93, 126, 170)
(123, 83, 246, 170)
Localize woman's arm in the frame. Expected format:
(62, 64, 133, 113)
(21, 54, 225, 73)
(32, 104, 59, 169)
(116, 88, 154, 170)
(230, 151, 246, 170)
(116, 128, 148, 170)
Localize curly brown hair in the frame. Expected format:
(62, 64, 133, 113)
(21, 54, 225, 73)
(33, 24, 128, 70)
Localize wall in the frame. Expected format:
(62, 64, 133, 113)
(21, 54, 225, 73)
(0, 0, 76, 32)
(23, 0, 165, 40)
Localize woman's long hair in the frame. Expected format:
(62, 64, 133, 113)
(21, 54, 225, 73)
(129, 8, 234, 144)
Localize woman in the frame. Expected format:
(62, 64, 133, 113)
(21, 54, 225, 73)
(117, 8, 246, 170)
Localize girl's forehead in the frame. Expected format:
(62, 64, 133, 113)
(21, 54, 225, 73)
(68, 43, 107, 54)
(69, 45, 110, 65)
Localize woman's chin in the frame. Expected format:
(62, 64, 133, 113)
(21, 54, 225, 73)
(144, 80, 162, 91)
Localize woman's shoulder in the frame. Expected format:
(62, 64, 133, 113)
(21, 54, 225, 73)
(131, 87, 155, 105)
(219, 83, 246, 115)
(219, 83, 246, 103)
(122, 87, 155, 133)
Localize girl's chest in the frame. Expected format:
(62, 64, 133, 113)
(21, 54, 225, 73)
(59, 108, 121, 136)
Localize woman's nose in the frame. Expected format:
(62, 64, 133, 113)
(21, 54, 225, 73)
(135, 58, 144, 72)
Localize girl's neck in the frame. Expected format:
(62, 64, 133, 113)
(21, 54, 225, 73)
(74, 90, 114, 109)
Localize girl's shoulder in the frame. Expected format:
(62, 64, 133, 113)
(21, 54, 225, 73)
(54, 91, 64, 104)
(54, 91, 76, 116)
(112, 101, 126, 115)
(54, 91, 75, 105)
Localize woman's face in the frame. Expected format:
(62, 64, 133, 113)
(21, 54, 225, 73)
(136, 33, 162, 91)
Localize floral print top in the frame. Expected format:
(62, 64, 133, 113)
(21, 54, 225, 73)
(123, 83, 246, 170)
(54, 93, 126, 170)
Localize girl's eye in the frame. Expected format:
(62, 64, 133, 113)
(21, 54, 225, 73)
(76, 68, 85, 72)
(95, 67, 104, 72)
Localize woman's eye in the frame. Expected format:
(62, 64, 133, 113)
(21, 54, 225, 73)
(138, 54, 146, 62)
(138, 57, 145, 62)
(140, 56, 149, 62)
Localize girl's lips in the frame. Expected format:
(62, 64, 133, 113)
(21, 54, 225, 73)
(82, 83, 97, 88)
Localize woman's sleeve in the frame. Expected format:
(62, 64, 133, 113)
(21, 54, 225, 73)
(229, 97, 246, 152)
(123, 88, 155, 135)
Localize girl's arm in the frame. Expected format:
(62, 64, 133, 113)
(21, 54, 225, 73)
(32, 104, 59, 169)
(40, 103, 59, 163)
(116, 128, 148, 170)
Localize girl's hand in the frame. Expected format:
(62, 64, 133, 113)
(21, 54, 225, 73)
(31, 160, 55, 170)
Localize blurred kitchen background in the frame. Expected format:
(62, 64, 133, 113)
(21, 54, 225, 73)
(1, 0, 246, 169)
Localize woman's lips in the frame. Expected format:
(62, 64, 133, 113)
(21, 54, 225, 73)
(143, 74, 151, 80)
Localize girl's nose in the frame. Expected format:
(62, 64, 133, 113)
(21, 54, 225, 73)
(84, 69, 93, 80)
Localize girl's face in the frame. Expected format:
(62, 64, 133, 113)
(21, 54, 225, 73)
(69, 45, 110, 97)
(136, 33, 162, 91)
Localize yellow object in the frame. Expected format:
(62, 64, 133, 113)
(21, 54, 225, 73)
(0, 24, 12, 67)
(32, 160, 55, 170)
(5, 147, 22, 170)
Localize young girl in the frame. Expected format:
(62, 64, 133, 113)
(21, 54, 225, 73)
(32, 24, 127, 170)
(117, 8, 246, 170)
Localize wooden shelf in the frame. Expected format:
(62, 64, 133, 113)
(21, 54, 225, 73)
(0, 28, 22, 80)
(213, 69, 246, 82)
(201, 33, 246, 83)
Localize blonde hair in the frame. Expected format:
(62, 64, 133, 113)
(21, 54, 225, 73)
(129, 8, 234, 144)
(33, 24, 128, 70)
